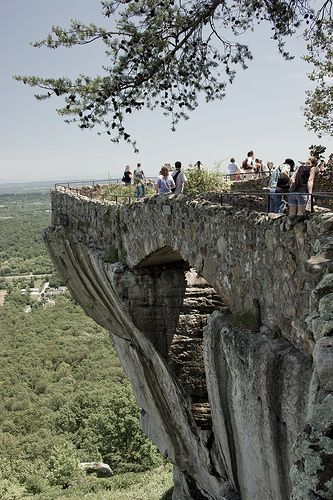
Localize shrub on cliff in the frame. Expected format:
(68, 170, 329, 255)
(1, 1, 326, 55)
(102, 183, 155, 202)
(184, 166, 230, 195)
(102, 183, 135, 201)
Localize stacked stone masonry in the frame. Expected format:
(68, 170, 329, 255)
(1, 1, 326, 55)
(46, 187, 333, 499)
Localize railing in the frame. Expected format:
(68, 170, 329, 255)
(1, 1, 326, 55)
(54, 177, 155, 203)
(54, 170, 331, 188)
(54, 177, 156, 190)
(222, 170, 332, 182)
(54, 178, 333, 213)
(56, 185, 136, 203)
(54, 172, 264, 190)
(219, 191, 333, 213)
(55, 178, 113, 189)
(222, 171, 270, 181)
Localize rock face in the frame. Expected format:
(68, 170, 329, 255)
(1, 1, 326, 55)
(205, 313, 312, 499)
(45, 188, 333, 499)
(169, 271, 227, 430)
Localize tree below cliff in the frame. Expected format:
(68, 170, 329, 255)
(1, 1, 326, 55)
(15, 0, 333, 148)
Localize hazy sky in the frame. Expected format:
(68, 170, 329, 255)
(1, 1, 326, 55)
(0, 1, 331, 183)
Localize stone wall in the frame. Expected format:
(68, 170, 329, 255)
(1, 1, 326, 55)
(46, 188, 333, 499)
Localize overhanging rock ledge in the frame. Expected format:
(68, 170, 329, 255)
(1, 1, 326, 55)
(45, 188, 333, 499)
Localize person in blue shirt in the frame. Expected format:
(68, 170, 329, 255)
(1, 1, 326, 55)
(156, 165, 175, 194)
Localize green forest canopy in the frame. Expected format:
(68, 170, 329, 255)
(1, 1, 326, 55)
(0, 193, 170, 499)
(0, 294, 166, 499)
(0, 193, 53, 276)
(15, 0, 333, 149)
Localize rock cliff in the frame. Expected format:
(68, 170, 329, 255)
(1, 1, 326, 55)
(45, 188, 333, 499)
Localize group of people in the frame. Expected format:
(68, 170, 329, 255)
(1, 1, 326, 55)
(269, 156, 319, 215)
(227, 151, 269, 178)
(227, 149, 320, 215)
(122, 163, 146, 199)
(156, 162, 186, 195)
(123, 152, 320, 214)
(121, 161, 186, 199)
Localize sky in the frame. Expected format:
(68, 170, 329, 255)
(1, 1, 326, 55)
(0, 0, 331, 183)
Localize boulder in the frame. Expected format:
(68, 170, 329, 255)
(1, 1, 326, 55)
(79, 462, 113, 477)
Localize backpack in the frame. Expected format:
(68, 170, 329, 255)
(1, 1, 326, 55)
(277, 173, 290, 189)
(134, 169, 144, 180)
(171, 170, 180, 192)
(242, 158, 251, 170)
(269, 166, 290, 191)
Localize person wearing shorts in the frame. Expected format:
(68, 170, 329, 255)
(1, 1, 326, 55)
(288, 157, 318, 215)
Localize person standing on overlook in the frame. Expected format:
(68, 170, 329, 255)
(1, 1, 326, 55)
(171, 161, 186, 194)
(156, 165, 175, 194)
(227, 158, 241, 179)
(268, 158, 294, 213)
(134, 174, 145, 199)
(288, 157, 318, 215)
(242, 150, 255, 172)
(122, 165, 132, 185)
(266, 161, 274, 174)
(133, 163, 145, 181)
(254, 158, 265, 176)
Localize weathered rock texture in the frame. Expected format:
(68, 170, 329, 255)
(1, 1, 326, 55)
(78, 462, 113, 477)
(45, 188, 333, 499)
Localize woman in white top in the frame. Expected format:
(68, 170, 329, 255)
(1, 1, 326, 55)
(227, 157, 241, 181)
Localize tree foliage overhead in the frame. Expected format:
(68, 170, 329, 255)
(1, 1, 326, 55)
(15, 0, 333, 147)
(304, 16, 333, 136)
